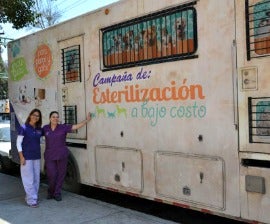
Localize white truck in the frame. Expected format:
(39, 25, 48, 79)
(8, 0, 270, 223)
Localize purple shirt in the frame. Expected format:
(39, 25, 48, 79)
(19, 124, 43, 160)
(43, 124, 72, 161)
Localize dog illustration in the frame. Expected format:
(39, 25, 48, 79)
(161, 28, 172, 46)
(96, 106, 106, 117)
(19, 85, 31, 104)
(116, 105, 127, 118)
(146, 26, 157, 47)
(113, 34, 123, 52)
(122, 30, 134, 51)
(67, 52, 77, 72)
(175, 18, 186, 40)
(107, 111, 116, 118)
(134, 35, 140, 51)
(257, 17, 270, 38)
(90, 112, 96, 119)
(140, 30, 147, 46)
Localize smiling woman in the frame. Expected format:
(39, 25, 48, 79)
(16, 108, 43, 208)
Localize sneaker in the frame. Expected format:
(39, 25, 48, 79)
(54, 195, 62, 201)
(28, 203, 39, 208)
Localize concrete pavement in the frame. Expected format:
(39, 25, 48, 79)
(0, 173, 177, 224)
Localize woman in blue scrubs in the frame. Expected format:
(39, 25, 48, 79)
(16, 109, 43, 208)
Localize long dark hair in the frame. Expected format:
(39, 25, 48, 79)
(49, 111, 59, 124)
(49, 111, 59, 118)
(25, 108, 42, 128)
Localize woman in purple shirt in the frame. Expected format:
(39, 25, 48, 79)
(43, 111, 91, 201)
(17, 108, 43, 208)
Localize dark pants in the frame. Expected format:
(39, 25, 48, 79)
(45, 157, 68, 197)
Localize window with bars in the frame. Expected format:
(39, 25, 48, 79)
(62, 45, 81, 83)
(101, 2, 197, 71)
(248, 97, 270, 143)
(246, 0, 270, 60)
(63, 106, 77, 133)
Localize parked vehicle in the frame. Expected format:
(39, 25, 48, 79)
(7, 0, 270, 223)
(0, 123, 12, 171)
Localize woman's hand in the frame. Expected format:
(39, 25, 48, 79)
(19, 154, 26, 165)
(86, 112, 91, 122)
(72, 112, 92, 130)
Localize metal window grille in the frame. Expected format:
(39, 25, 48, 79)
(63, 106, 77, 133)
(101, 2, 198, 71)
(248, 97, 270, 143)
(246, 0, 270, 60)
(62, 45, 81, 84)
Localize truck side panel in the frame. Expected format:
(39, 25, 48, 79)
(8, 0, 270, 223)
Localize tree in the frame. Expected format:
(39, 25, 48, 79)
(33, 0, 62, 29)
(0, 57, 8, 100)
(0, 0, 37, 29)
(0, 0, 61, 30)
(0, 0, 61, 64)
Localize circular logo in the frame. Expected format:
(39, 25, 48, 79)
(34, 44, 52, 78)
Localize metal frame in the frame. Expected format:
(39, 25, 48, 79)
(100, 2, 198, 71)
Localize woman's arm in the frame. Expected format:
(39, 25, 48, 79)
(16, 135, 25, 165)
(71, 112, 91, 131)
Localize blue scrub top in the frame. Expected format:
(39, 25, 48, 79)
(19, 124, 43, 160)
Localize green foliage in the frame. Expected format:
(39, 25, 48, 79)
(0, 56, 5, 71)
(0, 79, 8, 100)
(0, 0, 61, 30)
(0, 56, 8, 100)
(0, 0, 37, 29)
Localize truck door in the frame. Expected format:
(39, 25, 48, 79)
(238, 1, 270, 153)
(58, 35, 87, 140)
(238, 1, 270, 223)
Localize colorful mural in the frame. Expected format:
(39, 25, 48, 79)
(254, 0, 270, 54)
(102, 7, 196, 67)
(9, 43, 52, 106)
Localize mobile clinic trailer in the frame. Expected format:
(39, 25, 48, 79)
(7, 0, 270, 223)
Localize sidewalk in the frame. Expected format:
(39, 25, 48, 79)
(0, 173, 177, 224)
